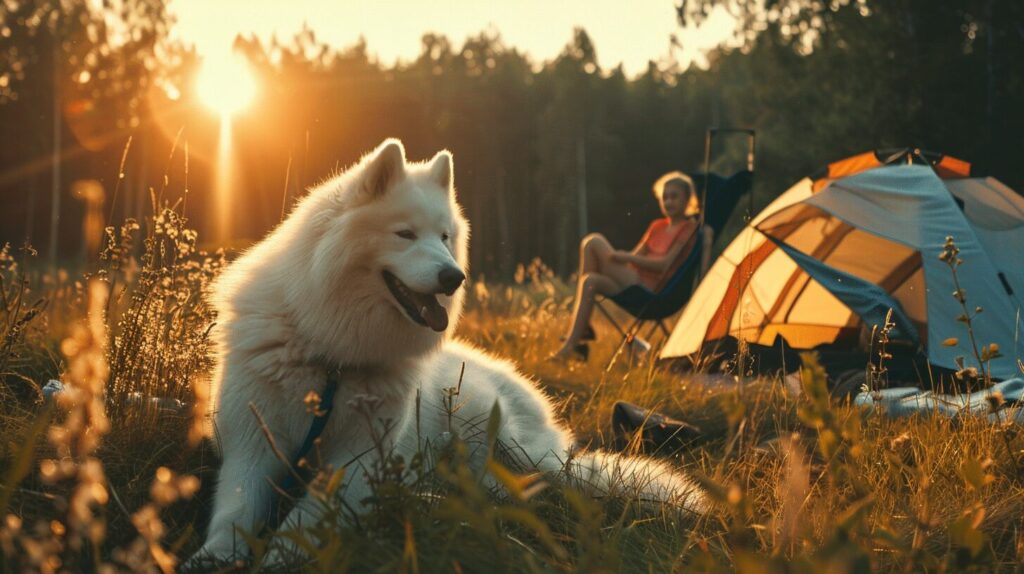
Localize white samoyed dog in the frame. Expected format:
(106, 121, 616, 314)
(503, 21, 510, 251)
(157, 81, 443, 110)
(190, 139, 703, 564)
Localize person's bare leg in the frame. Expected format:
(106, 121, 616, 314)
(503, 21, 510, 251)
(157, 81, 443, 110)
(579, 233, 642, 287)
(579, 233, 612, 277)
(581, 233, 626, 278)
(575, 234, 612, 342)
(554, 272, 627, 358)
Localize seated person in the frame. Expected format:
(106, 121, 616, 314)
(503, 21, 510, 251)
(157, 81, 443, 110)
(551, 171, 713, 360)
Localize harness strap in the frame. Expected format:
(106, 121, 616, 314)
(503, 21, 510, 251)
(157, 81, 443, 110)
(292, 370, 340, 468)
(269, 367, 341, 527)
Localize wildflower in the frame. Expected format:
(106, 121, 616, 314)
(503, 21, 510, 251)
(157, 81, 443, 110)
(985, 390, 1005, 411)
(50, 280, 111, 548)
(981, 343, 1002, 361)
(939, 235, 960, 264)
(305, 390, 325, 416)
(957, 366, 980, 381)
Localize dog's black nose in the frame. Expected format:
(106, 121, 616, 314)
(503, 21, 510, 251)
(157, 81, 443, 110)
(438, 267, 465, 294)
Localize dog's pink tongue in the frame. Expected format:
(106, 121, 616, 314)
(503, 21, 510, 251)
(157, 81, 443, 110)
(420, 302, 448, 332)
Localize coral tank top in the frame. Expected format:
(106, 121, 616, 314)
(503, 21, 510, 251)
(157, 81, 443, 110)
(633, 217, 697, 290)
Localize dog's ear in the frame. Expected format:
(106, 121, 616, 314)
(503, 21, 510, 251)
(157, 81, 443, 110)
(428, 150, 453, 191)
(363, 139, 406, 197)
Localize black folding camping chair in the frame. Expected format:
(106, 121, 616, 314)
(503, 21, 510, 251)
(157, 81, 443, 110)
(596, 128, 756, 370)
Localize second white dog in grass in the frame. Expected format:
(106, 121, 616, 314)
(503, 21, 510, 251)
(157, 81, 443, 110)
(190, 139, 703, 564)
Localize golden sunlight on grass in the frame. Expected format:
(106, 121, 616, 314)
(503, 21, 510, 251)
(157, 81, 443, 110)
(2, 245, 1024, 571)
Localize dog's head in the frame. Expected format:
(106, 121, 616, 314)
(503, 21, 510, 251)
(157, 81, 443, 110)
(286, 139, 469, 366)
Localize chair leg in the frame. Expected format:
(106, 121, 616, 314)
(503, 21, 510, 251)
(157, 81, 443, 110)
(645, 321, 660, 340)
(658, 321, 670, 338)
(604, 333, 631, 372)
(649, 320, 671, 348)
(605, 317, 645, 372)
(595, 299, 627, 338)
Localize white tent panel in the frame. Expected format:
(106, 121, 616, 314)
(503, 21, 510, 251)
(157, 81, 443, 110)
(748, 247, 801, 316)
(661, 249, 741, 358)
(787, 280, 854, 327)
(779, 211, 842, 255)
(822, 228, 916, 285)
(662, 178, 814, 358)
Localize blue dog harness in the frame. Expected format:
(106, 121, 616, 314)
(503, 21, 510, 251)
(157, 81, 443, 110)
(269, 366, 341, 527)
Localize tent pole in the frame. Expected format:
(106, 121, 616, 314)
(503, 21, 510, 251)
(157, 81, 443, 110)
(696, 128, 712, 286)
(700, 129, 711, 232)
(747, 131, 756, 223)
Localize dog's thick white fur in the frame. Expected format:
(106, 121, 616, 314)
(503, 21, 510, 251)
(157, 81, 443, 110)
(190, 139, 702, 564)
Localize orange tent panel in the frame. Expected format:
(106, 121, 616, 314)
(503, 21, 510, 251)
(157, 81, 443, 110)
(812, 151, 883, 192)
(934, 155, 971, 179)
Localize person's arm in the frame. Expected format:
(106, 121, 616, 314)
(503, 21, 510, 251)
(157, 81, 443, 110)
(613, 245, 682, 272)
(612, 226, 694, 272)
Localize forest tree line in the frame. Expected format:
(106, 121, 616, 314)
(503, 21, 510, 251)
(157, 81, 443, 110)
(1, 0, 1021, 278)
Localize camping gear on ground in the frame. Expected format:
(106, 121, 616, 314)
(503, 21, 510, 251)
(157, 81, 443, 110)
(630, 335, 652, 356)
(661, 148, 1024, 383)
(854, 378, 1024, 424)
(42, 379, 189, 414)
(598, 128, 756, 369)
(611, 401, 702, 453)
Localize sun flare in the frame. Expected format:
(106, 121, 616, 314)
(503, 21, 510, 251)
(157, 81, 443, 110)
(195, 53, 257, 117)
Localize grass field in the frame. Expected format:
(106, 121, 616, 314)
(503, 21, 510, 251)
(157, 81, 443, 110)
(1, 219, 1023, 573)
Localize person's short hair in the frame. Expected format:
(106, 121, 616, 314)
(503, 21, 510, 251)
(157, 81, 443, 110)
(652, 171, 700, 215)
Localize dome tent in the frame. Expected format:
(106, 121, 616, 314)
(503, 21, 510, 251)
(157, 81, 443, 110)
(660, 149, 1024, 380)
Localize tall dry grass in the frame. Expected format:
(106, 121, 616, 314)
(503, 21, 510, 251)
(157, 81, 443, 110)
(0, 215, 1021, 572)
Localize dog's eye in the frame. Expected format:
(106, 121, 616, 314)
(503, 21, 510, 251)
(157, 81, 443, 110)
(441, 233, 450, 242)
(396, 230, 417, 240)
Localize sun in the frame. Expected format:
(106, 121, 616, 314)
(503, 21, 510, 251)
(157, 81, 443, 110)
(196, 52, 257, 117)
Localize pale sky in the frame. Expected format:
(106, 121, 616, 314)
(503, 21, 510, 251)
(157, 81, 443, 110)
(168, 0, 738, 77)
